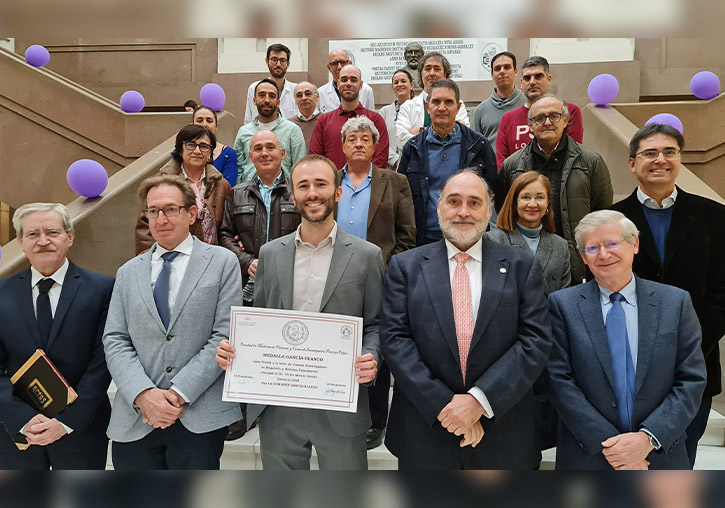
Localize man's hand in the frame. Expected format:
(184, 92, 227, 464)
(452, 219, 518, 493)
(166, 389, 186, 408)
(355, 353, 377, 384)
(215, 340, 236, 370)
(437, 394, 485, 436)
(614, 460, 650, 470)
(25, 417, 68, 446)
(248, 259, 258, 278)
(134, 388, 183, 429)
(601, 431, 654, 469)
(459, 420, 484, 448)
(233, 235, 245, 251)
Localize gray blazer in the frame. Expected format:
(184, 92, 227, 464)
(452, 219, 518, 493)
(250, 226, 385, 437)
(485, 227, 571, 295)
(103, 237, 243, 442)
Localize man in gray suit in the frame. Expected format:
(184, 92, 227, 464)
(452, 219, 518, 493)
(546, 210, 706, 469)
(103, 175, 243, 469)
(216, 154, 385, 469)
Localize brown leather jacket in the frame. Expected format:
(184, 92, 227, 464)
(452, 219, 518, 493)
(217, 175, 301, 285)
(134, 159, 231, 254)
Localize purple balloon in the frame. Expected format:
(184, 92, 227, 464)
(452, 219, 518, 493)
(67, 159, 108, 198)
(587, 73, 619, 106)
(690, 71, 720, 100)
(120, 90, 145, 113)
(645, 113, 684, 134)
(25, 45, 50, 67)
(200, 83, 226, 111)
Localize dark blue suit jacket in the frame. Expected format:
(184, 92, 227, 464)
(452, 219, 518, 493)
(546, 277, 707, 470)
(0, 262, 114, 464)
(380, 239, 552, 469)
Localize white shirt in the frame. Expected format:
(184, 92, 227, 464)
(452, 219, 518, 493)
(444, 238, 494, 419)
(292, 223, 337, 312)
(30, 258, 69, 317)
(637, 186, 678, 210)
(151, 234, 194, 317)
(318, 81, 375, 114)
(395, 92, 470, 149)
(244, 78, 299, 123)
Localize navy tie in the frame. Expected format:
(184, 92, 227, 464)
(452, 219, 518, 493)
(606, 292, 636, 432)
(37, 278, 55, 347)
(154, 251, 179, 329)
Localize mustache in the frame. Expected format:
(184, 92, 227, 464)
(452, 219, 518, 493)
(451, 219, 476, 225)
(33, 245, 58, 253)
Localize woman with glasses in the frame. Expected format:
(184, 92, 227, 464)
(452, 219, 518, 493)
(485, 170, 570, 451)
(135, 124, 231, 254)
(378, 69, 415, 170)
(193, 106, 239, 188)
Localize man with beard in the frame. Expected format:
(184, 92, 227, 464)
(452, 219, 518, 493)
(234, 79, 306, 183)
(318, 48, 375, 113)
(215, 154, 385, 469)
(402, 42, 424, 88)
(380, 169, 553, 469)
(310, 65, 389, 170)
(496, 55, 584, 170)
(244, 43, 298, 123)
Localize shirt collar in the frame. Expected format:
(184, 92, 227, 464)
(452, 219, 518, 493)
(444, 237, 483, 264)
(152, 234, 194, 261)
(338, 103, 364, 116)
(253, 115, 281, 128)
(428, 123, 459, 144)
(31, 258, 69, 288)
(296, 110, 320, 121)
(598, 276, 637, 307)
(255, 171, 285, 190)
(294, 222, 338, 249)
(341, 164, 373, 180)
(637, 186, 678, 209)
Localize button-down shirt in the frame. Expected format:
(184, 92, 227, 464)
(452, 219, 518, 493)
(255, 171, 286, 240)
(292, 223, 337, 312)
(637, 186, 678, 209)
(337, 165, 373, 241)
(598, 276, 639, 370)
(244, 78, 298, 123)
(151, 234, 194, 318)
(444, 238, 494, 419)
(30, 258, 69, 317)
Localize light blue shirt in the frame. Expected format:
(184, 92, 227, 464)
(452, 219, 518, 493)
(254, 171, 285, 241)
(598, 276, 639, 370)
(337, 164, 373, 241)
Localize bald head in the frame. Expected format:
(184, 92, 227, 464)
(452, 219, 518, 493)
(327, 48, 352, 81)
(294, 81, 319, 117)
(249, 130, 285, 185)
(338, 65, 363, 105)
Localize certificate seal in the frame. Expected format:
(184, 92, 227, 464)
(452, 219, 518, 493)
(282, 320, 310, 346)
(340, 324, 353, 340)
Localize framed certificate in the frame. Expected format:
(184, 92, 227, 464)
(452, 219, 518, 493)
(223, 307, 363, 413)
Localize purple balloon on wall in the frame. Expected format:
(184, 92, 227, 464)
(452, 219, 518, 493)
(67, 159, 108, 198)
(587, 73, 619, 106)
(645, 113, 684, 134)
(200, 83, 226, 111)
(690, 71, 720, 100)
(120, 90, 145, 113)
(25, 45, 50, 67)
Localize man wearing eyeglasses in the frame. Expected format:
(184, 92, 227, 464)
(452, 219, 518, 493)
(611, 123, 725, 468)
(103, 175, 243, 469)
(244, 43, 298, 123)
(498, 94, 613, 283)
(318, 48, 375, 114)
(288, 81, 321, 151)
(546, 210, 706, 469)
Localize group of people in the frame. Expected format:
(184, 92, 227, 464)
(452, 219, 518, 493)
(1, 41, 724, 472)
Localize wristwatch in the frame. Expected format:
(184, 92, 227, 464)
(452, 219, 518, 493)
(645, 432, 660, 450)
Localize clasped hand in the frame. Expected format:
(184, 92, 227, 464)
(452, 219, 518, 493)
(24, 414, 67, 446)
(437, 394, 485, 448)
(134, 388, 184, 429)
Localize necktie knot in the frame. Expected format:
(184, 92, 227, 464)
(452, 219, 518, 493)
(454, 253, 470, 266)
(38, 278, 54, 295)
(610, 292, 626, 304)
(161, 251, 179, 264)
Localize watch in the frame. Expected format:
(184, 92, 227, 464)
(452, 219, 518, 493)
(646, 432, 660, 450)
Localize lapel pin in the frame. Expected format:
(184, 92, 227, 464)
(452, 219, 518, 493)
(500, 267, 507, 274)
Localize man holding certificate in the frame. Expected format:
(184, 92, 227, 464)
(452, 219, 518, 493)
(217, 154, 386, 470)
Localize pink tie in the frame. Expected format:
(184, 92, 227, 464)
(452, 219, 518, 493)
(452, 253, 474, 382)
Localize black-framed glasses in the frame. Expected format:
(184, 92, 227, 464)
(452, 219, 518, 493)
(582, 239, 626, 256)
(295, 91, 316, 98)
(329, 60, 351, 67)
(183, 141, 211, 153)
(143, 205, 188, 219)
(268, 57, 288, 65)
(531, 112, 564, 125)
(635, 148, 680, 161)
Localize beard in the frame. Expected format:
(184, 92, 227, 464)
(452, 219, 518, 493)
(438, 215, 487, 249)
(295, 192, 336, 223)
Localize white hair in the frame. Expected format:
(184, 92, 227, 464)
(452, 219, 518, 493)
(13, 203, 73, 237)
(574, 210, 639, 252)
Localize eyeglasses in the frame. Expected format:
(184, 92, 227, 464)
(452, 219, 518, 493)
(183, 141, 212, 153)
(268, 57, 288, 65)
(582, 239, 627, 256)
(329, 60, 351, 67)
(295, 91, 316, 98)
(531, 113, 564, 125)
(143, 205, 188, 219)
(635, 148, 680, 161)
(518, 193, 548, 203)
